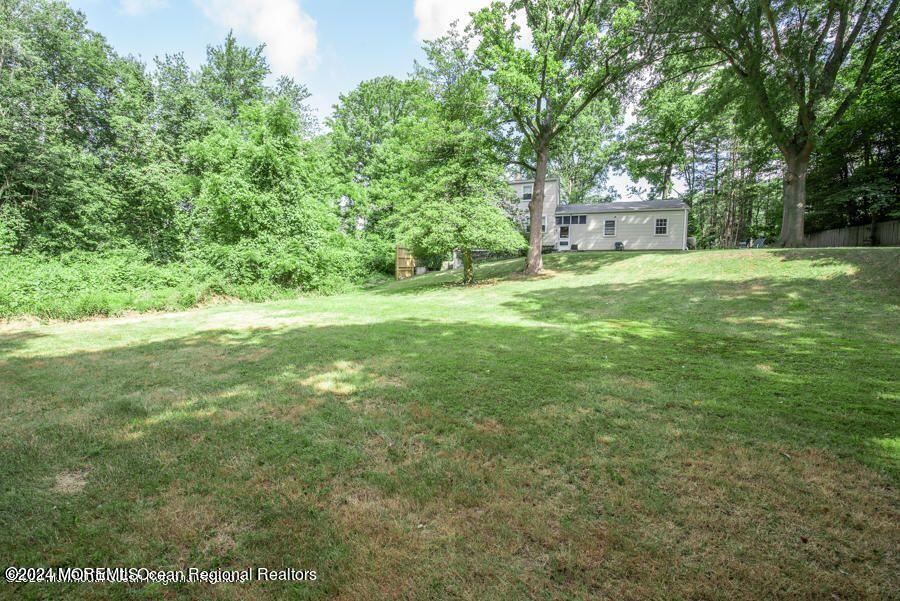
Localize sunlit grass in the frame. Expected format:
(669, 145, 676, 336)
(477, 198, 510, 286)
(1, 248, 898, 599)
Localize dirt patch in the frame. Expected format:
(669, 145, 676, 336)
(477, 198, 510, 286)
(238, 347, 272, 362)
(473, 418, 507, 434)
(52, 469, 89, 494)
(616, 375, 653, 389)
(505, 269, 559, 281)
(202, 530, 236, 555)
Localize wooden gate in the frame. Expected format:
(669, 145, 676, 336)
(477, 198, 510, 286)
(395, 247, 415, 280)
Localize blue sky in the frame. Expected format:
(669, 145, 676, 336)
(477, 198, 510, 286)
(69, 0, 488, 119)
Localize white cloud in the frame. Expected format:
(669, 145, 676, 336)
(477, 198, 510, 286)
(413, 0, 491, 41)
(119, 0, 166, 15)
(413, 0, 531, 48)
(195, 0, 319, 75)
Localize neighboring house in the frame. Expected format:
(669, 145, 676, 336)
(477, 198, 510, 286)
(510, 177, 689, 251)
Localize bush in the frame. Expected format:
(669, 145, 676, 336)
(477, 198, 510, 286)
(0, 249, 205, 319)
(197, 234, 367, 292)
(354, 234, 396, 275)
(0, 238, 375, 320)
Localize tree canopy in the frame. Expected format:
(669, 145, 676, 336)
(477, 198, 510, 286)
(662, 0, 898, 245)
(1, 0, 897, 294)
(472, 0, 654, 273)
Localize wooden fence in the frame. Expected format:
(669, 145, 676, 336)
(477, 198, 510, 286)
(395, 247, 415, 280)
(804, 220, 900, 248)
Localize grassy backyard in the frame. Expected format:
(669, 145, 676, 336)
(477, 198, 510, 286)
(1, 248, 898, 599)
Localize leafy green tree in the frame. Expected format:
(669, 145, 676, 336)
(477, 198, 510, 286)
(668, 0, 898, 246)
(189, 99, 315, 241)
(186, 99, 361, 289)
(269, 76, 318, 136)
(624, 62, 721, 199)
(552, 99, 622, 203)
(393, 33, 525, 285)
(327, 76, 428, 250)
(199, 31, 269, 120)
(328, 76, 426, 179)
(105, 56, 184, 259)
(0, 0, 121, 251)
(394, 120, 525, 284)
(153, 53, 212, 158)
(806, 24, 900, 237)
(472, 0, 652, 274)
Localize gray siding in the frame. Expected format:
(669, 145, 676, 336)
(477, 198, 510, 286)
(513, 179, 559, 246)
(567, 209, 687, 251)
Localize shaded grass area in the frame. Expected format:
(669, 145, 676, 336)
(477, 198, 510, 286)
(0, 249, 898, 599)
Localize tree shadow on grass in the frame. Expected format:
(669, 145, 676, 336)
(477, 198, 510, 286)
(0, 330, 45, 355)
(0, 312, 897, 598)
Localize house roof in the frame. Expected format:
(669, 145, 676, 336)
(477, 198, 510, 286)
(556, 200, 689, 214)
(508, 177, 560, 185)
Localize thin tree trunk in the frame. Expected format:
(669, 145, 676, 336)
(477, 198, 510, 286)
(462, 248, 474, 285)
(525, 145, 549, 275)
(778, 149, 810, 247)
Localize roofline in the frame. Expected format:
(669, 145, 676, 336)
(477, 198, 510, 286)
(556, 204, 689, 214)
(508, 177, 560, 184)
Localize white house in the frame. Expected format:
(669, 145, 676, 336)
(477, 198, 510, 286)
(511, 177, 689, 251)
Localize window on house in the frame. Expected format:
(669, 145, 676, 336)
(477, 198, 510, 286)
(562, 216, 570, 225)
(604, 219, 616, 236)
(655, 218, 668, 235)
(579, 215, 587, 224)
(522, 184, 533, 201)
(524, 216, 547, 233)
(555, 216, 562, 225)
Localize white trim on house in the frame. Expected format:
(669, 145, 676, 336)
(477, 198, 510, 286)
(603, 218, 616, 237)
(653, 217, 669, 236)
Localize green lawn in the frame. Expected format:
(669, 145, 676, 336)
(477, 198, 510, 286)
(1, 249, 898, 599)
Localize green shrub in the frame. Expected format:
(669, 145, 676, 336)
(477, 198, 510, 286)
(0, 240, 374, 321)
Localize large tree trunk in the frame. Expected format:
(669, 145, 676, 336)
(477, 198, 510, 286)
(778, 149, 810, 247)
(525, 146, 549, 275)
(461, 248, 474, 285)
(661, 162, 673, 198)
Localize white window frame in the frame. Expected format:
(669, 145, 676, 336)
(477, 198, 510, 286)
(603, 219, 616, 236)
(654, 217, 668, 236)
(524, 215, 547, 234)
(522, 184, 533, 201)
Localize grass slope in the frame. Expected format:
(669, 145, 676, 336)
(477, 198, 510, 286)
(1, 249, 898, 600)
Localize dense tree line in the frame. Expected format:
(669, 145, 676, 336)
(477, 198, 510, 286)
(1, 0, 897, 298)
